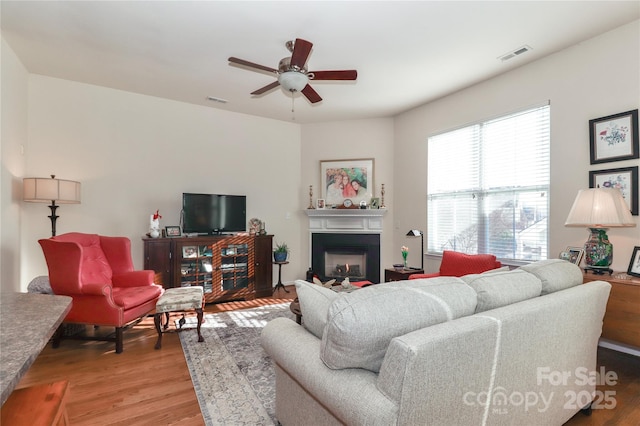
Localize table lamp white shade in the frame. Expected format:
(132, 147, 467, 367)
(564, 188, 634, 228)
(23, 177, 81, 204)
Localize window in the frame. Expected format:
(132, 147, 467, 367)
(427, 104, 550, 262)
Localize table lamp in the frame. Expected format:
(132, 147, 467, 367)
(23, 175, 81, 236)
(406, 229, 424, 270)
(564, 188, 635, 274)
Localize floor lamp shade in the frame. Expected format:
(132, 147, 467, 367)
(565, 188, 635, 273)
(23, 175, 81, 236)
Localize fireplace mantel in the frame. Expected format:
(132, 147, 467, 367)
(304, 208, 387, 233)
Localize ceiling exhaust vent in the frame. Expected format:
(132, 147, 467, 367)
(498, 45, 532, 62)
(207, 96, 228, 104)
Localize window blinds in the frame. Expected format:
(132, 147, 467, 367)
(427, 104, 550, 261)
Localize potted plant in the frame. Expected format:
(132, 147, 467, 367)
(274, 242, 289, 262)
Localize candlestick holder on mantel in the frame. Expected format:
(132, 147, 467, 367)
(380, 184, 386, 208)
(307, 185, 315, 209)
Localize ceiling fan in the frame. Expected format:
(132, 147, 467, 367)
(228, 38, 357, 104)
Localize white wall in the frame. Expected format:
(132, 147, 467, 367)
(1, 37, 29, 292)
(21, 75, 302, 290)
(300, 118, 395, 274)
(393, 20, 640, 273)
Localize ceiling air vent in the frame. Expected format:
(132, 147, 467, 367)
(498, 45, 532, 62)
(207, 96, 228, 104)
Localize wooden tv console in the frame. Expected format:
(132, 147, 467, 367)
(143, 234, 273, 304)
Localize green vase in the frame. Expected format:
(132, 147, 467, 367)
(584, 228, 612, 269)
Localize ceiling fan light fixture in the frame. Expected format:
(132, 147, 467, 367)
(278, 71, 308, 92)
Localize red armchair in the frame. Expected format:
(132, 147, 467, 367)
(409, 250, 502, 279)
(39, 232, 163, 353)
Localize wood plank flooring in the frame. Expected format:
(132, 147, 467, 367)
(12, 286, 640, 425)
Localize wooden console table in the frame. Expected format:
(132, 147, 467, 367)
(582, 271, 640, 348)
(0, 292, 72, 405)
(385, 268, 424, 282)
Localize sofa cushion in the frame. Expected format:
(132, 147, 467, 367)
(294, 280, 340, 338)
(320, 277, 477, 372)
(520, 259, 583, 295)
(461, 269, 542, 313)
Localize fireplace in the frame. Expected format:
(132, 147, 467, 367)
(311, 233, 380, 283)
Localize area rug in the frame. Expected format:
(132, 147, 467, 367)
(179, 302, 294, 425)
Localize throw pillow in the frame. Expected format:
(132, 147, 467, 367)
(320, 277, 477, 372)
(461, 269, 542, 313)
(520, 259, 583, 295)
(294, 279, 339, 338)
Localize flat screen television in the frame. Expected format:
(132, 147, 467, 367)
(182, 193, 246, 235)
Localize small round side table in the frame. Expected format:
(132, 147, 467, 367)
(273, 261, 290, 293)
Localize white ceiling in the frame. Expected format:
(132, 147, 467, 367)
(2, 1, 638, 124)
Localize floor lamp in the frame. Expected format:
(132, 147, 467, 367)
(23, 175, 81, 236)
(406, 229, 424, 270)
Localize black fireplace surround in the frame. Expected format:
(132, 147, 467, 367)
(311, 233, 381, 284)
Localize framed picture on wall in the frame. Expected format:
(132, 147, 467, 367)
(589, 166, 638, 215)
(589, 109, 639, 164)
(320, 158, 374, 207)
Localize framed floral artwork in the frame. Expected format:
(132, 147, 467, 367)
(589, 109, 639, 164)
(589, 166, 638, 215)
(320, 158, 374, 207)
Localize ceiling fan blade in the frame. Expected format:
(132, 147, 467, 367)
(301, 84, 322, 104)
(228, 57, 277, 74)
(251, 81, 280, 95)
(290, 38, 313, 69)
(309, 70, 358, 81)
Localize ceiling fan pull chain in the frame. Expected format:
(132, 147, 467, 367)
(291, 91, 296, 120)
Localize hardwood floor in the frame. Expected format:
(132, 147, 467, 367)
(14, 286, 640, 425)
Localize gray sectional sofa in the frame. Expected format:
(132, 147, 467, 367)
(261, 260, 611, 425)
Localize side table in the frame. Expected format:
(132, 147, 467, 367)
(384, 268, 424, 282)
(583, 271, 640, 348)
(273, 261, 290, 293)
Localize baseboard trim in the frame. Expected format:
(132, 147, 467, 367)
(598, 338, 640, 357)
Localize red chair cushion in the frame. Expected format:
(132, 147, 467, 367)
(112, 285, 163, 309)
(439, 250, 501, 277)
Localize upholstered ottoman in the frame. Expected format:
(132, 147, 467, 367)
(154, 286, 204, 349)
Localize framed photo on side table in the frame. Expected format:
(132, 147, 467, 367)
(628, 246, 640, 278)
(566, 246, 585, 266)
(320, 158, 374, 207)
(589, 166, 638, 215)
(589, 109, 639, 164)
(165, 226, 181, 237)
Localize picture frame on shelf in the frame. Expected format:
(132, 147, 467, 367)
(320, 158, 373, 207)
(165, 225, 181, 237)
(589, 109, 639, 164)
(589, 166, 638, 215)
(566, 246, 585, 265)
(182, 246, 197, 258)
(370, 197, 380, 209)
(316, 199, 325, 209)
(628, 246, 640, 277)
